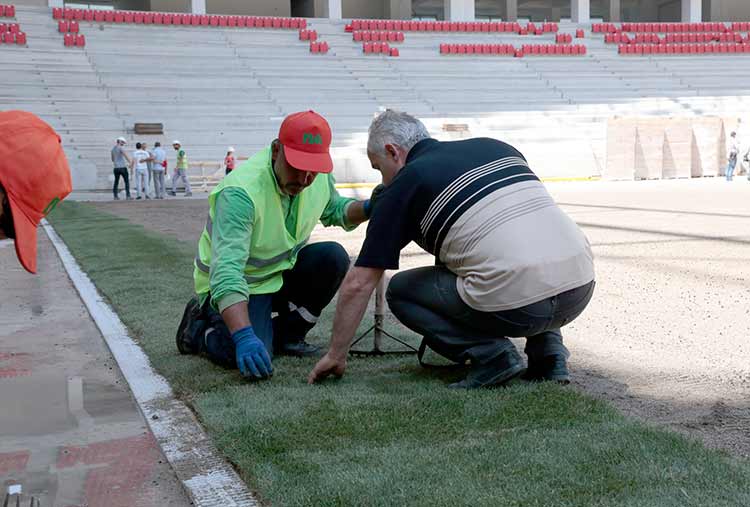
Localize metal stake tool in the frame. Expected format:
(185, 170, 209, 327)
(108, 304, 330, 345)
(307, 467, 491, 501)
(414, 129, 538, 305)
(348, 275, 418, 356)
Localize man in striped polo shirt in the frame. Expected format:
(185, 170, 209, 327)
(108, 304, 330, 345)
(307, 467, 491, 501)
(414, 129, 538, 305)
(309, 110, 595, 389)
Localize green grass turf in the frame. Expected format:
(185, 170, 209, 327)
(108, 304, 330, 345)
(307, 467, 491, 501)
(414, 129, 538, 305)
(48, 201, 750, 507)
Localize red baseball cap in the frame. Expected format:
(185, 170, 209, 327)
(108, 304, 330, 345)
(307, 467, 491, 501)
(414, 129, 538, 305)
(0, 111, 72, 274)
(278, 110, 333, 173)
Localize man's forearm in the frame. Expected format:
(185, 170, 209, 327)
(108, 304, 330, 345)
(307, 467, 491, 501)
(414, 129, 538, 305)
(345, 200, 369, 226)
(221, 301, 251, 333)
(327, 267, 383, 359)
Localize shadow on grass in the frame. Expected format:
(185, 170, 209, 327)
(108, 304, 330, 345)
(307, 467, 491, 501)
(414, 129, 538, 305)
(48, 201, 750, 507)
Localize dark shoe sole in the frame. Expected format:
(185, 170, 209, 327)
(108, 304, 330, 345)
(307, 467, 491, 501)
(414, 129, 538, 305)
(448, 363, 525, 389)
(176, 298, 201, 355)
(276, 343, 322, 358)
(522, 355, 571, 385)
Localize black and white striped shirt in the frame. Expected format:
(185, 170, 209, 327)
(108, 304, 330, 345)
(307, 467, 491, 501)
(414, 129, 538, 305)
(356, 138, 594, 312)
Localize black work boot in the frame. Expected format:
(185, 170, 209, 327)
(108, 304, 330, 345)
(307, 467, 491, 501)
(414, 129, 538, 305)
(277, 340, 321, 357)
(176, 297, 204, 355)
(448, 348, 525, 389)
(522, 354, 570, 384)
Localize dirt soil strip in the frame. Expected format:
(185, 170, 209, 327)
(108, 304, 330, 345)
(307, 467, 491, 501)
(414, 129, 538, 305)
(41, 219, 259, 507)
(90, 179, 750, 459)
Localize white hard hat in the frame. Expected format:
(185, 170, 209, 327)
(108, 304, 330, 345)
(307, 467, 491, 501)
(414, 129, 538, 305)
(227, 146, 235, 153)
(172, 140, 181, 145)
(116, 137, 126, 144)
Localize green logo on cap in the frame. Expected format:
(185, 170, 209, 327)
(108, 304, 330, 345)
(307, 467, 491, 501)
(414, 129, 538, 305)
(302, 133, 322, 145)
(43, 197, 60, 216)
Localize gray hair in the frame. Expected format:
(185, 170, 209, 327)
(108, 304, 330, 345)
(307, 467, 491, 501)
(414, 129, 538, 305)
(367, 110, 430, 155)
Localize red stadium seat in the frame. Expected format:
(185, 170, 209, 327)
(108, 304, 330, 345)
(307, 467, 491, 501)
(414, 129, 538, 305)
(299, 29, 309, 40)
(218, 16, 227, 27)
(83, 10, 94, 22)
(353, 31, 362, 41)
(228, 16, 237, 27)
(439, 43, 448, 54)
(15, 31, 25, 45)
(134, 11, 144, 23)
(113, 11, 123, 23)
(123, 11, 133, 23)
(63, 8, 73, 20)
(69, 21, 79, 33)
(208, 15, 217, 26)
(63, 32, 74, 46)
(2, 32, 12, 44)
(75, 33, 85, 46)
(363, 42, 372, 53)
(269, 17, 278, 28)
(58, 20, 67, 32)
(53, 7, 63, 19)
(72, 9, 82, 21)
(310, 41, 319, 53)
(152, 12, 163, 24)
(390, 47, 399, 56)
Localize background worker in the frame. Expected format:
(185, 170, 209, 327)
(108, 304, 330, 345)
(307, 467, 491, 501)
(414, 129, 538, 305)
(169, 140, 192, 197)
(309, 110, 595, 389)
(225, 146, 236, 175)
(151, 141, 167, 199)
(176, 111, 380, 380)
(111, 136, 132, 200)
(0, 110, 72, 273)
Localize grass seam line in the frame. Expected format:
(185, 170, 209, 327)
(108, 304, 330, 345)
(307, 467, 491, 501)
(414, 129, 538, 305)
(41, 218, 260, 507)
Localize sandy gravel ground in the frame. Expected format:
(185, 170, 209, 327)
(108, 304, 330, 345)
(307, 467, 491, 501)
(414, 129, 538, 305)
(90, 178, 750, 458)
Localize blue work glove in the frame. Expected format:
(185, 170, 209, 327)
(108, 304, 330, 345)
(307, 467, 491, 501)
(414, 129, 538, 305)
(232, 326, 273, 379)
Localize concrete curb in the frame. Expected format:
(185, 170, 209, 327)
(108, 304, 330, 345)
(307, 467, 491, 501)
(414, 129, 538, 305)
(41, 219, 259, 507)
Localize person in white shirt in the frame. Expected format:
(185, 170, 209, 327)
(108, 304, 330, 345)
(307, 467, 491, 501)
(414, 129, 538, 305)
(150, 142, 167, 199)
(132, 142, 151, 199)
(726, 131, 739, 182)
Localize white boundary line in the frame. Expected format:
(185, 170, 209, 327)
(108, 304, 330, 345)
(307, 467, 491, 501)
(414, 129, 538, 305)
(42, 219, 258, 507)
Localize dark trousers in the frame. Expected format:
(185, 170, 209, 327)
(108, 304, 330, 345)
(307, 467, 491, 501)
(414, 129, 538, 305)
(386, 266, 595, 366)
(202, 241, 350, 367)
(113, 167, 130, 198)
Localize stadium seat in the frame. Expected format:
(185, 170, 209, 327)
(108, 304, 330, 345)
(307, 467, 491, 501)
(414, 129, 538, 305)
(83, 10, 94, 22)
(58, 20, 67, 33)
(113, 12, 124, 23)
(218, 16, 227, 27)
(69, 21, 79, 33)
(15, 31, 24, 44)
(63, 32, 73, 46)
(310, 41, 319, 53)
(72, 9, 83, 21)
(363, 42, 372, 54)
(390, 47, 399, 57)
(353, 31, 362, 41)
(123, 11, 133, 23)
(134, 12, 144, 23)
(52, 7, 62, 19)
(63, 8, 73, 20)
(75, 34, 85, 47)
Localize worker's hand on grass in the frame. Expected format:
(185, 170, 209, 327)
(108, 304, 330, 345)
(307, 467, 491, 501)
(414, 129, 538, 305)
(232, 326, 273, 379)
(307, 352, 347, 384)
